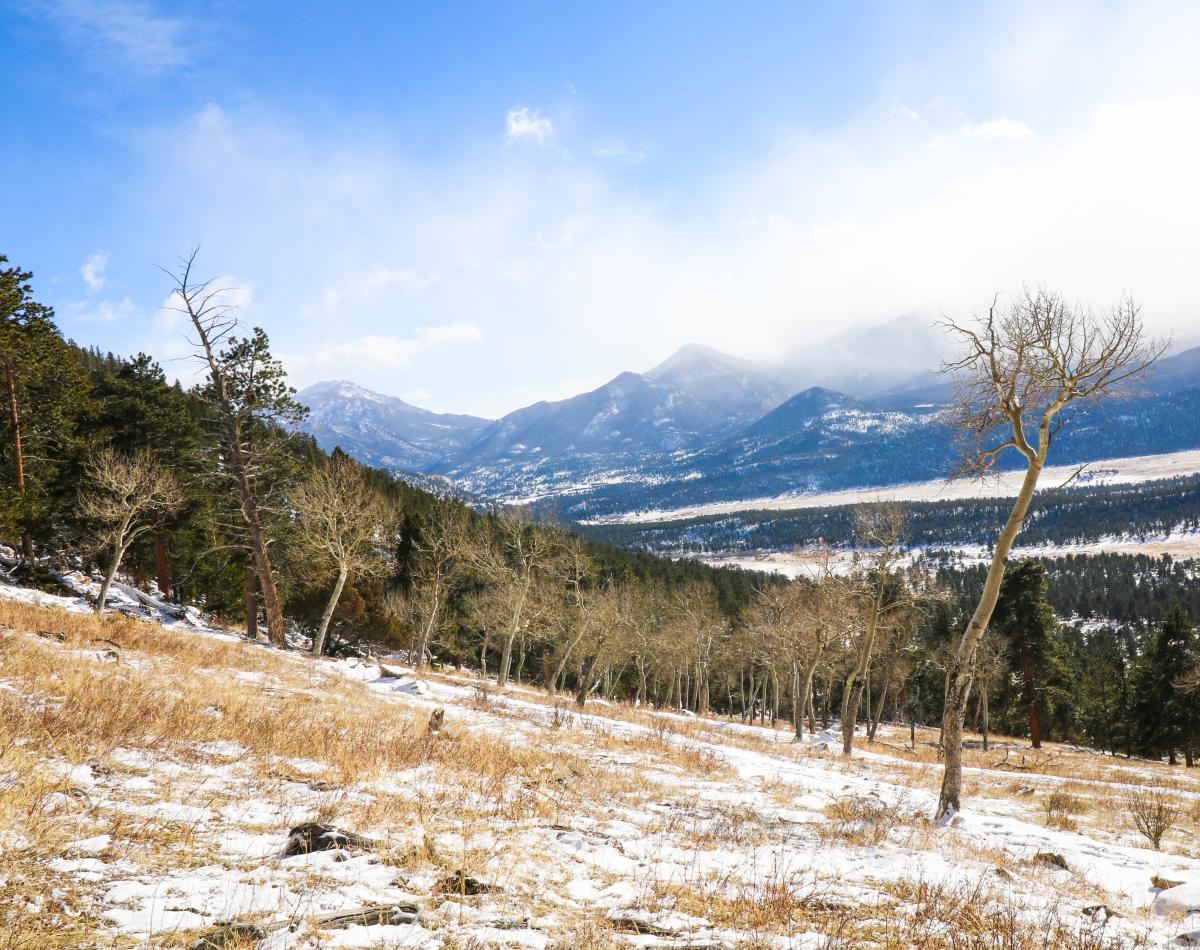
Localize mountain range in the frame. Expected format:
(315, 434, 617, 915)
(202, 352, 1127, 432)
(297, 315, 1200, 520)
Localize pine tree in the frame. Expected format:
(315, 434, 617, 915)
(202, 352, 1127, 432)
(0, 256, 89, 558)
(1131, 604, 1199, 765)
(92, 354, 202, 596)
(1076, 626, 1133, 755)
(992, 560, 1061, 748)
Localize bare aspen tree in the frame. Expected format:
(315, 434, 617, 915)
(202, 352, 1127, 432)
(840, 504, 912, 756)
(789, 550, 846, 739)
(410, 494, 472, 668)
(666, 583, 724, 714)
(78, 447, 182, 614)
(547, 536, 599, 691)
(623, 583, 666, 706)
(290, 456, 397, 656)
(472, 508, 568, 688)
(571, 581, 628, 706)
(165, 251, 306, 646)
(934, 288, 1163, 821)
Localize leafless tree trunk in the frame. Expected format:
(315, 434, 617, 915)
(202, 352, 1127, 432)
(934, 288, 1163, 821)
(166, 252, 289, 645)
(78, 448, 181, 615)
(5, 364, 32, 560)
(841, 504, 915, 756)
(245, 565, 258, 639)
(290, 456, 396, 657)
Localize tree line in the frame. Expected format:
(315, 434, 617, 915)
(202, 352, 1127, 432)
(585, 474, 1200, 556)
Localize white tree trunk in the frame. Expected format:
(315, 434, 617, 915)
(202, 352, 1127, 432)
(311, 565, 348, 657)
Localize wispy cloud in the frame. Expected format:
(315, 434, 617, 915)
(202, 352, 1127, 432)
(505, 106, 554, 145)
(283, 323, 483, 384)
(125, 1, 1200, 415)
(591, 141, 648, 164)
(302, 266, 435, 318)
(29, 0, 194, 75)
(960, 117, 1033, 140)
(80, 251, 107, 290)
(64, 296, 136, 323)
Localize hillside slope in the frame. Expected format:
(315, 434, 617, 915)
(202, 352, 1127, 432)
(7, 586, 1200, 948)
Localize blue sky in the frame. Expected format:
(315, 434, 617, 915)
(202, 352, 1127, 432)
(2, 1, 1198, 417)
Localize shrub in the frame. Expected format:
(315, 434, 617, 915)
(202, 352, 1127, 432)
(1123, 786, 1177, 850)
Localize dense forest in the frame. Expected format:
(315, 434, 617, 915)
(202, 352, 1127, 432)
(584, 474, 1200, 554)
(3, 253, 1199, 768)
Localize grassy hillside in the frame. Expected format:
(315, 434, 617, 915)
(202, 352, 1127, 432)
(6, 589, 1200, 948)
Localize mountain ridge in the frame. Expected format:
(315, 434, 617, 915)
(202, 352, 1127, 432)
(296, 321, 1200, 522)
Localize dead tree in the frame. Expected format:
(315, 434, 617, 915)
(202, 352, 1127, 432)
(165, 251, 306, 646)
(78, 448, 182, 614)
(934, 288, 1163, 821)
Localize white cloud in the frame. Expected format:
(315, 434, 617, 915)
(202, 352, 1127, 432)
(66, 296, 135, 323)
(591, 142, 648, 164)
(125, 3, 1200, 415)
(505, 106, 554, 145)
(80, 251, 107, 291)
(960, 117, 1034, 140)
(283, 323, 482, 385)
(303, 266, 435, 318)
(30, 0, 193, 75)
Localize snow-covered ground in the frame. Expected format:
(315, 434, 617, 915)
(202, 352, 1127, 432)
(5, 582, 1200, 947)
(589, 448, 1200, 525)
(703, 532, 1200, 579)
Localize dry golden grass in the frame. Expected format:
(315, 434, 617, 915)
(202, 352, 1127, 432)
(0, 600, 663, 947)
(0, 596, 1189, 948)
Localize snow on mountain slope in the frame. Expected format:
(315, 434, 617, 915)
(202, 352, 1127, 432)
(297, 380, 490, 472)
(296, 339, 1200, 524)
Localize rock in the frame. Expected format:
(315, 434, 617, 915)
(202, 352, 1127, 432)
(306, 779, 337, 793)
(40, 787, 93, 814)
(990, 867, 1014, 881)
(1015, 785, 1036, 795)
(1082, 904, 1121, 921)
(312, 903, 420, 930)
(282, 821, 378, 857)
(436, 870, 501, 896)
(1155, 875, 1188, 890)
(1154, 881, 1200, 917)
(190, 922, 268, 949)
(1033, 852, 1069, 870)
(609, 913, 683, 937)
(489, 917, 533, 930)
(35, 630, 66, 643)
(326, 638, 365, 658)
(379, 664, 407, 679)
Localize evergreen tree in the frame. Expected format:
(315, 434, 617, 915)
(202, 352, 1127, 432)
(0, 256, 89, 558)
(1131, 604, 1200, 765)
(1076, 626, 1133, 755)
(92, 354, 203, 596)
(991, 560, 1063, 748)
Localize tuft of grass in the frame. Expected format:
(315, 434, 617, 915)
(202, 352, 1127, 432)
(821, 792, 922, 846)
(1042, 788, 1089, 830)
